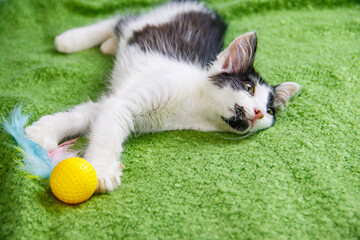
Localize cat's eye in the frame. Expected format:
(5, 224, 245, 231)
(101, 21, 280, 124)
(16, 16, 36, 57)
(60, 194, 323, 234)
(267, 108, 274, 116)
(244, 82, 254, 95)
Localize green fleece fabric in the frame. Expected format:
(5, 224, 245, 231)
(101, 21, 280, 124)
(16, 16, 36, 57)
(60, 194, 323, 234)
(0, 0, 359, 239)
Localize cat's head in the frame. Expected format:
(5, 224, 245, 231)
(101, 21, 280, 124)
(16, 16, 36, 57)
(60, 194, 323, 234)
(207, 32, 300, 135)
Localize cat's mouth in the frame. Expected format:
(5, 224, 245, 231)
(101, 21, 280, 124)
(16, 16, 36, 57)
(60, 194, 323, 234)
(221, 104, 252, 132)
(221, 116, 251, 132)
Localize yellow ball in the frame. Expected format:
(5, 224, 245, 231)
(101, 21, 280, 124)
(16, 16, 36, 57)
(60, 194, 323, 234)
(50, 157, 97, 204)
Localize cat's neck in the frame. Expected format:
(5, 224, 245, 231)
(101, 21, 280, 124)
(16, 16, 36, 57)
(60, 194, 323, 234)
(170, 68, 228, 132)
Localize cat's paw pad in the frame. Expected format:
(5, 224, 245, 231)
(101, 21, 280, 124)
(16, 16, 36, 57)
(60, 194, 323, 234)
(25, 124, 58, 151)
(55, 31, 83, 53)
(93, 161, 124, 194)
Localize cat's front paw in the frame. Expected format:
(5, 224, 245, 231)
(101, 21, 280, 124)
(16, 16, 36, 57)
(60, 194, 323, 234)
(25, 123, 58, 151)
(92, 161, 124, 194)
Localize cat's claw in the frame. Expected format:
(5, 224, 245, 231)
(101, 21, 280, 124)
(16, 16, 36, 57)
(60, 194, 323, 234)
(93, 161, 124, 194)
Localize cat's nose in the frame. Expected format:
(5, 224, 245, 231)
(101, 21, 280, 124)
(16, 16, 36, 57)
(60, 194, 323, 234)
(254, 109, 264, 120)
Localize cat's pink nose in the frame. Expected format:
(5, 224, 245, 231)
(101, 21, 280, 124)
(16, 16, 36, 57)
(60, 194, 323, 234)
(254, 109, 264, 120)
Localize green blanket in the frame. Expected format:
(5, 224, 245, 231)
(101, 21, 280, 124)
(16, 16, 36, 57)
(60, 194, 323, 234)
(1, 0, 359, 239)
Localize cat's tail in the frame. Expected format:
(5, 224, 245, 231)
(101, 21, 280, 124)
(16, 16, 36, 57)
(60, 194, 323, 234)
(1, 106, 78, 178)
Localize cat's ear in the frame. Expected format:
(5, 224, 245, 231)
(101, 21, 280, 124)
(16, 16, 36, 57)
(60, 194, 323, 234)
(213, 32, 257, 74)
(274, 82, 300, 109)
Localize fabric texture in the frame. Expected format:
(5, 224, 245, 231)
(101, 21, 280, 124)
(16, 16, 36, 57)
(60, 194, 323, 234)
(0, 0, 359, 239)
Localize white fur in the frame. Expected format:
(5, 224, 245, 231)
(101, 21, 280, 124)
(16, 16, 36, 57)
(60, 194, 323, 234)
(55, 18, 118, 53)
(26, 2, 298, 193)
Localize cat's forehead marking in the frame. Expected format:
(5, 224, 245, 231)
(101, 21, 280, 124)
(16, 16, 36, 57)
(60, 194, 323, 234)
(249, 72, 268, 86)
(210, 71, 269, 91)
(209, 72, 249, 90)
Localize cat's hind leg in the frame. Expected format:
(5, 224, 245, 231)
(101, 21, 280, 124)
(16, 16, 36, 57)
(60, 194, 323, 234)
(100, 37, 118, 55)
(55, 18, 119, 54)
(25, 101, 99, 151)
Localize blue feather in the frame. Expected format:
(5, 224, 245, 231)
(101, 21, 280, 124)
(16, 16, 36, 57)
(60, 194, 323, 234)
(1, 105, 54, 178)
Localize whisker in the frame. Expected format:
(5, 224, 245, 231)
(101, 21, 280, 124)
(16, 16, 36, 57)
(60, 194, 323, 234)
(213, 131, 254, 140)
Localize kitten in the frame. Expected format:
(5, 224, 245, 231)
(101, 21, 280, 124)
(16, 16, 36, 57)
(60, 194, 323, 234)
(25, 0, 300, 193)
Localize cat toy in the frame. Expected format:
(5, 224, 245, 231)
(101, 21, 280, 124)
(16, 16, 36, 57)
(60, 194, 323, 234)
(2, 106, 97, 204)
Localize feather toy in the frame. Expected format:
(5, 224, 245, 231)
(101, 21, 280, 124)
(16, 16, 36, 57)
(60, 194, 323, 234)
(1, 106, 78, 178)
